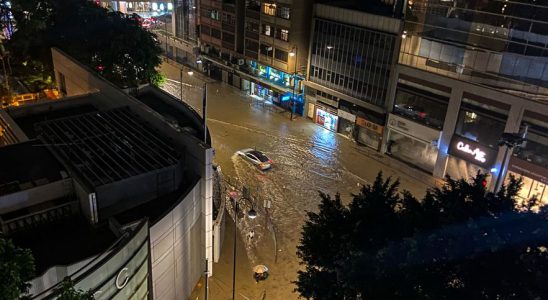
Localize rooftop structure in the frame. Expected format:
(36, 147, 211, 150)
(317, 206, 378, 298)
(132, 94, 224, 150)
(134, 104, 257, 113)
(0, 48, 216, 299)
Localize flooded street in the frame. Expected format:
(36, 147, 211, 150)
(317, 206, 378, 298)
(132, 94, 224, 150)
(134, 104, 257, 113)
(161, 61, 434, 299)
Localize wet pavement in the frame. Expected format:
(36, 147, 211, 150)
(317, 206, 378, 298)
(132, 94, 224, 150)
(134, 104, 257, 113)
(160, 60, 439, 299)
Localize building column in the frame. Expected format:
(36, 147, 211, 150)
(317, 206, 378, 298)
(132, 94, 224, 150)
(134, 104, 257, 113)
(488, 103, 525, 191)
(201, 147, 214, 276)
(433, 87, 463, 178)
(171, 1, 177, 36)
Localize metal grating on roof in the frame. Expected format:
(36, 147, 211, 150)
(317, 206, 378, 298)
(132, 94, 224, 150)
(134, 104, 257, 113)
(35, 107, 180, 187)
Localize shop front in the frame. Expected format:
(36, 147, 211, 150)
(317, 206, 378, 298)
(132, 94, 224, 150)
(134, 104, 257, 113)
(315, 103, 338, 132)
(506, 157, 548, 204)
(446, 135, 498, 184)
(337, 109, 356, 140)
(248, 81, 279, 103)
(356, 117, 384, 151)
(386, 113, 441, 173)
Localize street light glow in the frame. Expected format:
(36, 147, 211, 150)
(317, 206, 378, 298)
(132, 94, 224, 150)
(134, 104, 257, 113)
(187, 71, 194, 76)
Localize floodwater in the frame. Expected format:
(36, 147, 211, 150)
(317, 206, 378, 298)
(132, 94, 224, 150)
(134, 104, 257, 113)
(160, 61, 432, 298)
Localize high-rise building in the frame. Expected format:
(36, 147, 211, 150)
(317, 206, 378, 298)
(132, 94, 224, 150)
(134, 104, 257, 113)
(304, 0, 404, 150)
(199, 0, 314, 115)
(387, 0, 548, 199)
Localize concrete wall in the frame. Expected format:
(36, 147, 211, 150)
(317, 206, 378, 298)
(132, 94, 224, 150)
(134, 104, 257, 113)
(95, 164, 183, 220)
(0, 178, 71, 214)
(149, 181, 202, 300)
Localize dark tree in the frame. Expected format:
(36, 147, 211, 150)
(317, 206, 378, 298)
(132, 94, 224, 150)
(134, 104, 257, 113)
(295, 172, 548, 299)
(55, 279, 94, 300)
(0, 238, 35, 300)
(8, 0, 162, 89)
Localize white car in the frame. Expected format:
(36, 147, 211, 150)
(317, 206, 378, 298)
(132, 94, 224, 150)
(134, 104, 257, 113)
(236, 149, 273, 171)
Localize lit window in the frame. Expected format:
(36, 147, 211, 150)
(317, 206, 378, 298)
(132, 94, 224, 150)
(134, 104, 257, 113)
(279, 28, 289, 41)
(263, 24, 272, 36)
(263, 3, 276, 16)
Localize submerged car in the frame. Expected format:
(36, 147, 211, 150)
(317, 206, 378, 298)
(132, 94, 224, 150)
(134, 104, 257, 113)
(236, 149, 273, 170)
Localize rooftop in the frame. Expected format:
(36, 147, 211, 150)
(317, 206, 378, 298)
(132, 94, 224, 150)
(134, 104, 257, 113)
(0, 140, 66, 196)
(34, 106, 180, 188)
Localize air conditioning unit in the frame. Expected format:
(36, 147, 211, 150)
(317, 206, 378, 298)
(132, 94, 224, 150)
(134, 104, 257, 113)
(237, 59, 245, 66)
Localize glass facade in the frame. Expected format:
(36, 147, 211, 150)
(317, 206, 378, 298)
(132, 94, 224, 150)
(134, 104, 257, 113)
(401, 0, 548, 97)
(309, 18, 397, 107)
(174, 0, 197, 42)
(514, 117, 548, 170)
(387, 130, 438, 172)
(393, 85, 448, 130)
(455, 102, 507, 149)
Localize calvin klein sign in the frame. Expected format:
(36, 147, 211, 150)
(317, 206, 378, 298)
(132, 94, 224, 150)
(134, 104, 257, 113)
(448, 136, 497, 168)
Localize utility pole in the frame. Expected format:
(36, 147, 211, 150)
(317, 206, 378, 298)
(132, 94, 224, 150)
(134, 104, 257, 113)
(203, 83, 207, 144)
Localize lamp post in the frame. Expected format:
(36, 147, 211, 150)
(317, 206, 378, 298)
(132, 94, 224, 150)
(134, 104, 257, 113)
(494, 127, 527, 192)
(289, 46, 298, 121)
(179, 68, 194, 102)
(230, 195, 257, 300)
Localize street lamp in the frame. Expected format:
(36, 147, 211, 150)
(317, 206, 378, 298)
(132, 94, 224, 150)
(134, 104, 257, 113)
(230, 196, 257, 300)
(179, 69, 194, 101)
(289, 46, 298, 121)
(493, 127, 528, 191)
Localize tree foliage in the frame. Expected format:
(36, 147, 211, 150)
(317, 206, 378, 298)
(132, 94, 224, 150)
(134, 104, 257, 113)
(8, 0, 162, 88)
(0, 238, 35, 300)
(296, 172, 548, 299)
(55, 279, 94, 300)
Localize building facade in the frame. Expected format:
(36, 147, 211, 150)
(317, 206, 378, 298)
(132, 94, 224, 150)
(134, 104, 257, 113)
(387, 0, 548, 200)
(199, 0, 313, 115)
(304, 2, 402, 150)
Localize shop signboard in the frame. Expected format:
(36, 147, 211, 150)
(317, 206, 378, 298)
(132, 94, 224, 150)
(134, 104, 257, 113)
(508, 157, 548, 185)
(337, 109, 356, 122)
(448, 136, 497, 168)
(387, 113, 439, 144)
(356, 117, 384, 134)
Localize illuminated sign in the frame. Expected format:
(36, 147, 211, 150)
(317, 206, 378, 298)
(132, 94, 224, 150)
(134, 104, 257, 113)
(456, 141, 486, 163)
(448, 136, 497, 168)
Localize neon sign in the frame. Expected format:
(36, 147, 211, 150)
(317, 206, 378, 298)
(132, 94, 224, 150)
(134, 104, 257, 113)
(456, 141, 487, 163)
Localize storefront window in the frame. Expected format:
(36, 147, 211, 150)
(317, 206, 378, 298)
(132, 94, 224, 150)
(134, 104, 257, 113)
(393, 87, 448, 130)
(388, 131, 438, 172)
(316, 108, 338, 131)
(455, 107, 506, 149)
(506, 171, 548, 205)
(514, 117, 548, 169)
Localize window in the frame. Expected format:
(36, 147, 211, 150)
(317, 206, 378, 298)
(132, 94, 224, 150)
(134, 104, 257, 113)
(277, 6, 291, 19)
(455, 108, 506, 149)
(223, 32, 234, 42)
(275, 48, 288, 62)
(262, 24, 272, 36)
(393, 87, 448, 130)
(246, 39, 259, 52)
(210, 10, 220, 20)
(222, 13, 234, 25)
(263, 3, 276, 15)
(246, 0, 260, 11)
(276, 28, 289, 41)
(246, 22, 259, 33)
(260, 44, 273, 56)
(211, 28, 221, 39)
